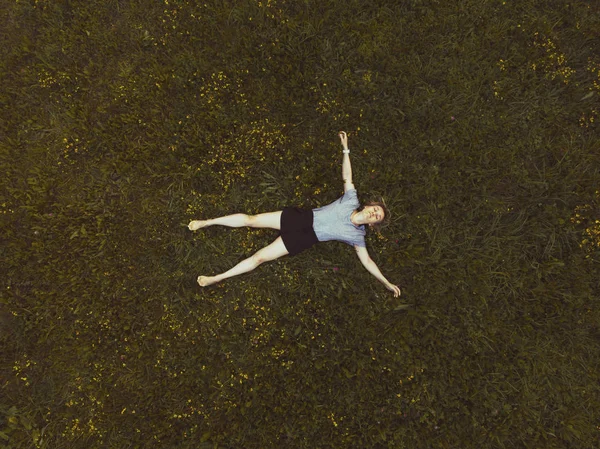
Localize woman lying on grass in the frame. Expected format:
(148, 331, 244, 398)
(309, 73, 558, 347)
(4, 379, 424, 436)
(188, 131, 402, 297)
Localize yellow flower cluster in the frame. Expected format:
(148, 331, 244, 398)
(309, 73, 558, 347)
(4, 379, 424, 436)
(37, 68, 58, 88)
(328, 411, 339, 427)
(312, 84, 349, 122)
(60, 371, 109, 440)
(37, 68, 76, 94)
(12, 354, 35, 387)
(237, 285, 278, 347)
(160, 302, 197, 340)
(493, 80, 504, 100)
(193, 70, 290, 197)
(197, 71, 238, 105)
(270, 347, 285, 359)
(579, 108, 598, 128)
(580, 219, 600, 250)
(274, 263, 301, 291)
(157, 0, 192, 45)
(252, 0, 288, 22)
(1, 202, 14, 214)
(59, 137, 86, 165)
(186, 191, 221, 221)
(571, 191, 600, 256)
(530, 32, 576, 84)
(202, 116, 288, 194)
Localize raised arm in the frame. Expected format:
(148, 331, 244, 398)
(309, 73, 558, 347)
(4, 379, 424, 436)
(354, 245, 402, 297)
(339, 131, 354, 192)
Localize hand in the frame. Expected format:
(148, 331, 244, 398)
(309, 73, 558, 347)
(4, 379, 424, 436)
(338, 131, 348, 149)
(386, 283, 402, 297)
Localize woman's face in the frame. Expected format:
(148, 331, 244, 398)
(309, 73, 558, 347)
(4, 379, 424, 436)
(364, 205, 384, 224)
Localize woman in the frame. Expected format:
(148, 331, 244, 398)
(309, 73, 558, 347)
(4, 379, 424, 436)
(188, 131, 402, 297)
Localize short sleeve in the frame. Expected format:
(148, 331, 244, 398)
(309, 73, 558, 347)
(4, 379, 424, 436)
(341, 188, 359, 205)
(349, 239, 366, 247)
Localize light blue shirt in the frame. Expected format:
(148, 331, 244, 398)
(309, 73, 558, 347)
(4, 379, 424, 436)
(312, 189, 366, 247)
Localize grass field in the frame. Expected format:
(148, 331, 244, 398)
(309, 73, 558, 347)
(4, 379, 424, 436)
(1, 0, 599, 448)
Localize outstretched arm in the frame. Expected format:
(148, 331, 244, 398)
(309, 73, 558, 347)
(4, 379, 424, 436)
(340, 131, 354, 192)
(362, 259, 402, 297)
(355, 245, 402, 297)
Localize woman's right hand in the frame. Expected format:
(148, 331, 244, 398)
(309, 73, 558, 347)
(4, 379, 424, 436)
(338, 131, 348, 149)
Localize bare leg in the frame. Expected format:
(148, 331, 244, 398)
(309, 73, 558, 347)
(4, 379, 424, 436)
(198, 236, 289, 286)
(189, 211, 282, 231)
(197, 256, 258, 286)
(189, 213, 249, 231)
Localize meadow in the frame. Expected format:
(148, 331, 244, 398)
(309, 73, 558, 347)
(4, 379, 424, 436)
(1, 0, 599, 447)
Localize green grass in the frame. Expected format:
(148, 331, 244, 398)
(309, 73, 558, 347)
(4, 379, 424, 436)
(1, 0, 599, 448)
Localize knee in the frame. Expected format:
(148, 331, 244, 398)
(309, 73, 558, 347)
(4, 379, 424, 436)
(251, 252, 265, 266)
(245, 214, 256, 227)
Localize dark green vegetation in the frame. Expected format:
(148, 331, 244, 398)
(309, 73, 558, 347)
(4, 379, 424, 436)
(2, 0, 599, 447)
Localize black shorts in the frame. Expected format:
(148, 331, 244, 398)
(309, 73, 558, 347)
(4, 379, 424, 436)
(279, 207, 319, 256)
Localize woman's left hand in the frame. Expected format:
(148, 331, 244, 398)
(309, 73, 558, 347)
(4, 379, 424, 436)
(386, 283, 402, 297)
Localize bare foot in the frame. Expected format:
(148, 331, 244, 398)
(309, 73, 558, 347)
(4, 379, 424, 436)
(188, 220, 208, 231)
(197, 275, 219, 287)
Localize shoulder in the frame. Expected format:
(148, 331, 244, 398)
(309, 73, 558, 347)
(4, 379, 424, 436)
(342, 187, 358, 201)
